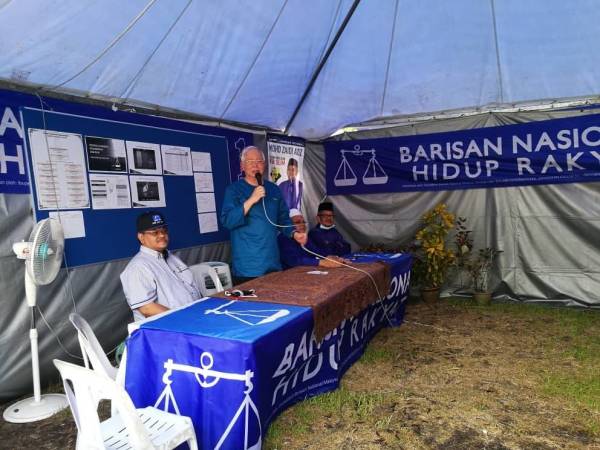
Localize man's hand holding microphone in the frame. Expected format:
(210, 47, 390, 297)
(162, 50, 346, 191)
(243, 172, 266, 215)
(245, 170, 306, 245)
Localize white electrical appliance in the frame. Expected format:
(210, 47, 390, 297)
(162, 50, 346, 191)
(3, 218, 69, 423)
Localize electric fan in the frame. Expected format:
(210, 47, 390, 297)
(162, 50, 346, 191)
(3, 218, 69, 423)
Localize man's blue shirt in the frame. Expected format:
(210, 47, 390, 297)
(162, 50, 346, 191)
(221, 179, 293, 277)
(277, 233, 319, 269)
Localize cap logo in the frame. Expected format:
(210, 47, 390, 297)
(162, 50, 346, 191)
(152, 214, 162, 225)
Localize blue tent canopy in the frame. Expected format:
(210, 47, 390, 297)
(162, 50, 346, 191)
(2, 0, 600, 139)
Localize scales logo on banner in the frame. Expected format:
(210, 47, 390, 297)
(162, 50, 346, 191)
(333, 144, 388, 187)
(131, 297, 308, 449)
(206, 300, 290, 326)
(154, 352, 262, 450)
(325, 113, 600, 195)
(267, 134, 305, 214)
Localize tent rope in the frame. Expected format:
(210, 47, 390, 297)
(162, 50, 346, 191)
(118, 0, 193, 106)
(40, 0, 159, 93)
(284, 0, 363, 135)
(380, 0, 400, 116)
(490, 0, 504, 103)
(219, 0, 291, 120)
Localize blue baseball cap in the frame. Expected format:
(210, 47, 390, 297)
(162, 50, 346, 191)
(136, 211, 167, 232)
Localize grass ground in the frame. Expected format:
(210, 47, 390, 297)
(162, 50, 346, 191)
(1, 297, 599, 449)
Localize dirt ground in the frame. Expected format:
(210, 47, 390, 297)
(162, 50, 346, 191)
(1, 298, 599, 449)
(265, 299, 600, 449)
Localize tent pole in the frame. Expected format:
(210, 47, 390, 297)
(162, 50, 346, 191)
(283, 0, 362, 135)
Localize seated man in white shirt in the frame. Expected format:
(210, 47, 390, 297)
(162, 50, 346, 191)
(120, 211, 201, 320)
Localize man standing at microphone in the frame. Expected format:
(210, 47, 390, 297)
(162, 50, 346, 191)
(221, 146, 307, 284)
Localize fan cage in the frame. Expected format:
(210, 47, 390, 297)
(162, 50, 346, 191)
(26, 219, 64, 285)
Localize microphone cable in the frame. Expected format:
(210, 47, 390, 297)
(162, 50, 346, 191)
(254, 173, 296, 229)
(300, 245, 394, 328)
(253, 172, 395, 327)
(261, 199, 296, 228)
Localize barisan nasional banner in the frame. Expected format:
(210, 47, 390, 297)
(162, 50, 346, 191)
(267, 134, 305, 214)
(0, 100, 29, 194)
(325, 113, 600, 195)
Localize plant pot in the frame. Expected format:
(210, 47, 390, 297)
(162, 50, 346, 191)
(473, 291, 492, 305)
(421, 287, 440, 305)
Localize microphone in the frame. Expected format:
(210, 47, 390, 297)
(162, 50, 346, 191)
(255, 172, 263, 186)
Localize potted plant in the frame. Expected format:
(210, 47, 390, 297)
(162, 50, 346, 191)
(466, 247, 503, 305)
(453, 216, 473, 290)
(411, 204, 457, 303)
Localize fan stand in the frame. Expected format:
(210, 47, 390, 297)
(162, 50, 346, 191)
(3, 396, 69, 424)
(3, 285, 68, 423)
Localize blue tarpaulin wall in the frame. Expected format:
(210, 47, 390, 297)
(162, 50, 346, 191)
(14, 93, 253, 267)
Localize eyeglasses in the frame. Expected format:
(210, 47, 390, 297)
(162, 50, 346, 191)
(144, 227, 168, 236)
(244, 159, 265, 165)
(318, 213, 334, 219)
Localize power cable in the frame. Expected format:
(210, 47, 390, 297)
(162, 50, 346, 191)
(34, 93, 78, 316)
(27, 92, 84, 360)
(258, 194, 395, 327)
(37, 304, 81, 360)
(25, 0, 187, 364)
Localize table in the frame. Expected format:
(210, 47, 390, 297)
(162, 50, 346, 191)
(219, 260, 391, 340)
(125, 253, 412, 450)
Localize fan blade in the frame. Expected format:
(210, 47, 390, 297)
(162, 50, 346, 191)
(26, 218, 64, 285)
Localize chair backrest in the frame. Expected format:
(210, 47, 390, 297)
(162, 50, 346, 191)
(205, 261, 233, 290)
(69, 313, 118, 380)
(189, 263, 224, 295)
(53, 359, 153, 449)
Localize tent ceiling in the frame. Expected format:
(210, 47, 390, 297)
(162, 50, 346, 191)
(2, 0, 600, 139)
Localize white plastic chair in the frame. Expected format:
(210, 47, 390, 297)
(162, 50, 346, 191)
(54, 359, 198, 450)
(205, 261, 233, 290)
(69, 313, 118, 380)
(189, 263, 224, 295)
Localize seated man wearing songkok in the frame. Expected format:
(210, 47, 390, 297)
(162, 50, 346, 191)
(308, 202, 351, 257)
(120, 211, 200, 320)
(278, 212, 350, 269)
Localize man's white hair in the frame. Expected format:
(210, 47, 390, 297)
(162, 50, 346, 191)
(240, 146, 265, 162)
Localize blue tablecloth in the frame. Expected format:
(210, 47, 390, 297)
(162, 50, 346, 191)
(125, 253, 411, 450)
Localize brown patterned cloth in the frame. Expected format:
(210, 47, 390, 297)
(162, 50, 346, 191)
(216, 262, 391, 341)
